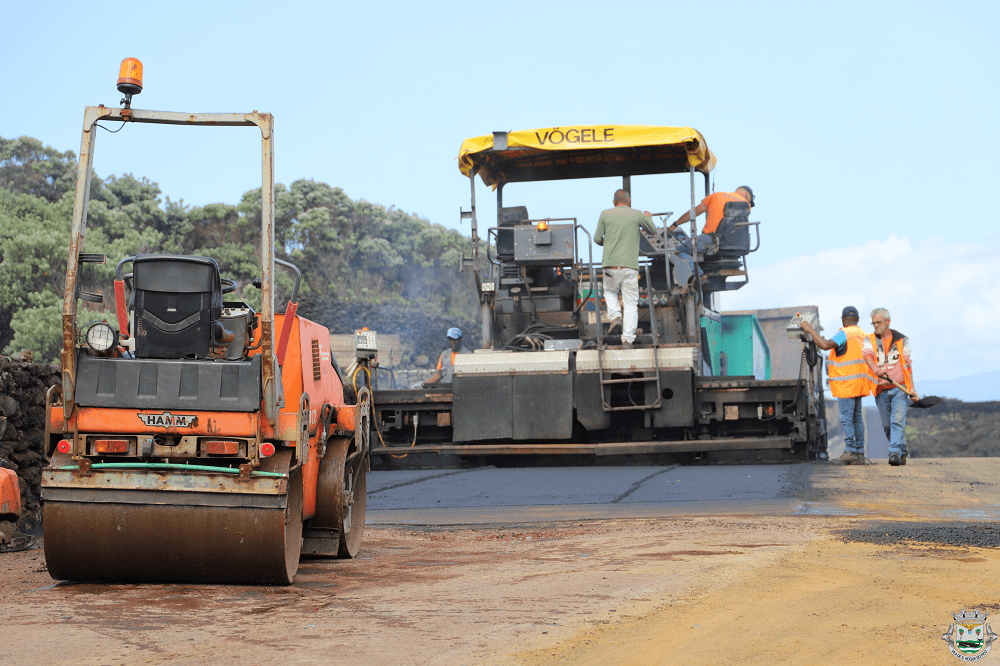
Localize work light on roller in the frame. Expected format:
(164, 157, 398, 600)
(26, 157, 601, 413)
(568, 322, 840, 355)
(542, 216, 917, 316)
(86, 323, 117, 352)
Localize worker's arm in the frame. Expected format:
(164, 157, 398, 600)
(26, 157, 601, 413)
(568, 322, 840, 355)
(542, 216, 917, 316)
(423, 353, 444, 386)
(640, 211, 656, 234)
(669, 202, 708, 233)
(862, 338, 880, 374)
(902, 338, 919, 400)
(862, 337, 892, 385)
(594, 214, 606, 246)
(799, 320, 838, 351)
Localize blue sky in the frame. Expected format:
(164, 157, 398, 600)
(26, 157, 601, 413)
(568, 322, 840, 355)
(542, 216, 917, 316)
(3, 1, 998, 387)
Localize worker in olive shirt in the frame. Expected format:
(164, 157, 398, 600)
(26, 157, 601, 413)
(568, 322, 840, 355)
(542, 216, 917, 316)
(594, 189, 656, 349)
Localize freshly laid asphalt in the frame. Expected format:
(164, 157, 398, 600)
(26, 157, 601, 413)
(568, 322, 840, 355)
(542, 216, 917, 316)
(366, 459, 1000, 526)
(367, 464, 814, 525)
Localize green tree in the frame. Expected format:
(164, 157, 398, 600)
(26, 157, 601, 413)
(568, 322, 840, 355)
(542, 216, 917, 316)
(1, 135, 484, 360)
(0, 136, 77, 203)
(0, 187, 73, 360)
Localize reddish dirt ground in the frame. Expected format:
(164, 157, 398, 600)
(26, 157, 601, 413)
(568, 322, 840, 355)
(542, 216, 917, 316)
(2, 459, 999, 665)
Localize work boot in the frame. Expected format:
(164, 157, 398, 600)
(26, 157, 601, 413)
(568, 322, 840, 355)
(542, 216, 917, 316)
(832, 451, 862, 465)
(621, 341, 633, 350)
(608, 318, 622, 334)
(888, 452, 900, 466)
(900, 453, 907, 465)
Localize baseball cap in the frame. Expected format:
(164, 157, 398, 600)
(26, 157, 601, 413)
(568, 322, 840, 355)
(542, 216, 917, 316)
(446, 327, 462, 339)
(841, 306, 859, 318)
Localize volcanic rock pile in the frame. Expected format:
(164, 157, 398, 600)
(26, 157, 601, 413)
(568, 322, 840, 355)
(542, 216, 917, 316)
(0, 354, 60, 530)
(907, 399, 1000, 458)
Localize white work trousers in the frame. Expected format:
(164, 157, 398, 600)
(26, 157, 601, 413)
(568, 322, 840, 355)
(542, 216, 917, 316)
(602, 268, 639, 343)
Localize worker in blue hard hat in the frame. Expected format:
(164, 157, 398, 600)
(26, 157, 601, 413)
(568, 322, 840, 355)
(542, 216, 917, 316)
(423, 327, 471, 386)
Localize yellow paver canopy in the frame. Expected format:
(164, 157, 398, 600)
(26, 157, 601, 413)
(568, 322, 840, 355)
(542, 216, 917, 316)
(458, 125, 715, 188)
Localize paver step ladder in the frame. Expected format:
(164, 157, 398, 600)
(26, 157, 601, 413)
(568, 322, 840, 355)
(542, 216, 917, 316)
(595, 264, 664, 412)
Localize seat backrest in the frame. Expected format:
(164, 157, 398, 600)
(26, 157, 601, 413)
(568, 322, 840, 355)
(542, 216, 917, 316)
(132, 255, 222, 359)
(711, 201, 751, 256)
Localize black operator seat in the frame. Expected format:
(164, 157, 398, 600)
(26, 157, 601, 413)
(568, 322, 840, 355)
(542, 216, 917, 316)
(131, 254, 224, 359)
(496, 206, 529, 260)
(710, 200, 752, 258)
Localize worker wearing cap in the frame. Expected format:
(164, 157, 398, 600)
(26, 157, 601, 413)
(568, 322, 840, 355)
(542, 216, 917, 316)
(669, 186, 755, 256)
(423, 327, 471, 386)
(800, 306, 875, 465)
(594, 189, 657, 349)
(863, 308, 916, 466)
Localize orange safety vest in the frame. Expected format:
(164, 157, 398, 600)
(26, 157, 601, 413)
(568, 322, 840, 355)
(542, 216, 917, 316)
(827, 325, 873, 398)
(868, 333, 914, 395)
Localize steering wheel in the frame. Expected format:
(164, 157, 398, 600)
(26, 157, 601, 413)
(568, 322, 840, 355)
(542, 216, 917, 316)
(221, 278, 238, 294)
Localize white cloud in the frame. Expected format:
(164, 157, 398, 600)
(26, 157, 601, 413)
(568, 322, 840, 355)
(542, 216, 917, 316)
(720, 234, 1000, 382)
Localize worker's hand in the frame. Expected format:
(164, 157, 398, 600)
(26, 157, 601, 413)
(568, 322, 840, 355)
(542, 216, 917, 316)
(910, 393, 920, 402)
(799, 320, 814, 334)
(643, 210, 652, 217)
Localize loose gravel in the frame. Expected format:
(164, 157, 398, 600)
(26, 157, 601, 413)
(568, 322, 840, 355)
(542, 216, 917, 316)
(837, 521, 1000, 549)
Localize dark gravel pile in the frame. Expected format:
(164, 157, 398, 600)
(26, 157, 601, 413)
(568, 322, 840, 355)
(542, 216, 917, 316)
(300, 300, 481, 367)
(0, 354, 60, 531)
(838, 521, 1000, 549)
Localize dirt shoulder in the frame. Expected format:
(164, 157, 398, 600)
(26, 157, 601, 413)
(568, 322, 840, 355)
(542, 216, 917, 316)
(518, 533, 1000, 666)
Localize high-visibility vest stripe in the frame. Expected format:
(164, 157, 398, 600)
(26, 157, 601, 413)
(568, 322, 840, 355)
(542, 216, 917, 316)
(828, 358, 869, 368)
(830, 373, 877, 383)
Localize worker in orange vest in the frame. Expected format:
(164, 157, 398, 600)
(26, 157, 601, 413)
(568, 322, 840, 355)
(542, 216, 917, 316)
(423, 327, 471, 386)
(800, 306, 875, 465)
(862, 307, 916, 466)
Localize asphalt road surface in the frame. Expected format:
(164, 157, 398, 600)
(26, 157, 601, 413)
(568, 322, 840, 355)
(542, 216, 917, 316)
(367, 460, 995, 525)
(368, 465, 805, 524)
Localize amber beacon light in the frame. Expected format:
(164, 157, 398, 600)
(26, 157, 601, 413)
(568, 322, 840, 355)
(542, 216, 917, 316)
(117, 57, 143, 108)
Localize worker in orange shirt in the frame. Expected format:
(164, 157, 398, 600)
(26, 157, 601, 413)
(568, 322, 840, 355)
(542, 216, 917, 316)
(423, 327, 471, 386)
(668, 186, 755, 255)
